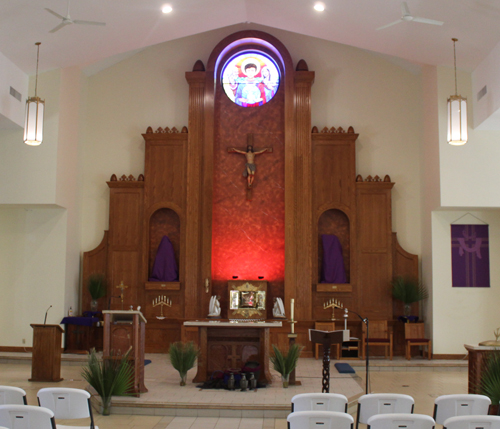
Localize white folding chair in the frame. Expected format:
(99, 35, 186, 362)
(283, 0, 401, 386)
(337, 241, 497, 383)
(443, 415, 500, 429)
(0, 404, 56, 429)
(291, 393, 348, 413)
(367, 413, 435, 429)
(433, 394, 491, 425)
(288, 410, 354, 429)
(37, 388, 97, 429)
(356, 393, 415, 429)
(0, 386, 27, 405)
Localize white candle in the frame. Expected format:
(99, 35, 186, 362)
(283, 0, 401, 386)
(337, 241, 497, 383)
(291, 298, 294, 321)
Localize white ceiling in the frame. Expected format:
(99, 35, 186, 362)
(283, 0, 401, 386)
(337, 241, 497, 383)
(2, 0, 500, 76)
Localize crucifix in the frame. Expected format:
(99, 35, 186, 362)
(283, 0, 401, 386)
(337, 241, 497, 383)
(227, 133, 272, 199)
(115, 280, 129, 310)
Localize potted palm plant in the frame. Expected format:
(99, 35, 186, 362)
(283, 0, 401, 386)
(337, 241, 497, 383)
(87, 273, 106, 312)
(270, 343, 303, 388)
(391, 276, 428, 318)
(168, 341, 199, 386)
(81, 347, 134, 415)
(478, 352, 500, 415)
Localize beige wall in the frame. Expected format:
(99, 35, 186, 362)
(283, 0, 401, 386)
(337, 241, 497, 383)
(0, 207, 67, 347)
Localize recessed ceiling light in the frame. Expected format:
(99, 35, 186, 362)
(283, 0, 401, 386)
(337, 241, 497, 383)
(162, 5, 173, 13)
(314, 2, 325, 12)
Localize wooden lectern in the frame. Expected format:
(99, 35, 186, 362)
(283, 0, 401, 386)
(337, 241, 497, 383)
(310, 329, 349, 393)
(29, 324, 64, 382)
(102, 310, 147, 396)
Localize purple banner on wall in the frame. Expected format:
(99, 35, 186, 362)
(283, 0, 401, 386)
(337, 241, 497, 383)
(451, 224, 490, 287)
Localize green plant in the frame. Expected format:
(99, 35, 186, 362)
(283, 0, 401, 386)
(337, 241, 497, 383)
(168, 341, 199, 386)
(81, 348, 134, 415)
(391, 276, 428, 307)
(479, 353, 500, 406)
(87, 273, 107, 300)
(270, 343, 303, 387)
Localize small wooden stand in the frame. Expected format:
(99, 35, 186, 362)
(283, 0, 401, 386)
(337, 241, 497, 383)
(102, 310, 148, 396)
(288, 333, 302, 386)
(310, 329, 349, 393)
(29, 324, 64, 382)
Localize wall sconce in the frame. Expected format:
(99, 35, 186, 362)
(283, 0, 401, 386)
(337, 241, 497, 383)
(447, 38, 468, 146)
(24, 42, 45, 146)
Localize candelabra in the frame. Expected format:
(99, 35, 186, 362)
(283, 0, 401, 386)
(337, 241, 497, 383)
(323, 298, 343, 321)
(153, 296, 172, 320)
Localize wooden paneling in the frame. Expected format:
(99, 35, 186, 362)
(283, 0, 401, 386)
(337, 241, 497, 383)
(357, 187, 392, 252)
(145, 322, 182, 353)
(109, 251, 139, 309)
(144, 138, 186, 209)
(108, 185, 143, 249)
(312, 136, 355, 209)
(392, 232, 419, 320)
(81, 231, 108, 313)
(356, 182, 394, 320)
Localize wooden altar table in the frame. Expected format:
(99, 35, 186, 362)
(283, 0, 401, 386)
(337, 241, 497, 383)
(184, 320, 282, 384)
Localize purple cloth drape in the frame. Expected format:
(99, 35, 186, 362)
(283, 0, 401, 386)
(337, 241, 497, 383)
(451, 224, 490, 287)
(321, 234, 347, 284)
(149, 236, 178, 282)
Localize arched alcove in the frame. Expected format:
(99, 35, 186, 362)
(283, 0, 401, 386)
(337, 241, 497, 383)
(148, 208, 180, 280)
(318, 209, 350, 283)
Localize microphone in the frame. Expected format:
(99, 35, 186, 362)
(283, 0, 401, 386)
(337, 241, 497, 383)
(44, 305, 52, 324)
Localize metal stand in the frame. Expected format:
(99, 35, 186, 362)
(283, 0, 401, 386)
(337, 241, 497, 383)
(322, 343, 331, 393)
(345, 308, 370, 394)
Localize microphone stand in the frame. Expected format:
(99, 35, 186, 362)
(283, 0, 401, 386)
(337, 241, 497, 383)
(344, 308, 370, 394)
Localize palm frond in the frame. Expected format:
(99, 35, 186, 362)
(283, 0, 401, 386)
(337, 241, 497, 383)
(270, 343, 303, 376)
(81, 348, 134, 403)
(479, 353, 500, 404)
(87, 274, 107, 300)
(168, 342, 199, 374)
(391, 276, 428, 305)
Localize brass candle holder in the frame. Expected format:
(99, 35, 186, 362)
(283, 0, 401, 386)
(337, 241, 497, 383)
(153, 295, 172, 320)
(323, 298, 343, 321)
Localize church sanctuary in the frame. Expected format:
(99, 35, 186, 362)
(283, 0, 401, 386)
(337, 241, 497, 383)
(1, 1, 500, 428)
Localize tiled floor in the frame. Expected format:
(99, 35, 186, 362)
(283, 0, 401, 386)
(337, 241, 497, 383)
(0, 353, 468, 428)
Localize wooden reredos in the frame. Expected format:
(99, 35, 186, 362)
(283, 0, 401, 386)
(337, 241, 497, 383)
(82, 30, 418, 355)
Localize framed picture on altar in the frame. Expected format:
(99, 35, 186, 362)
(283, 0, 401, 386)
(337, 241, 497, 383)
(228, 280, 267, 319)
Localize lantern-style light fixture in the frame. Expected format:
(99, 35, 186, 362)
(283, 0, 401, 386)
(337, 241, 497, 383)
(24, 42, 44, 146)
(447, 38, 467, 145)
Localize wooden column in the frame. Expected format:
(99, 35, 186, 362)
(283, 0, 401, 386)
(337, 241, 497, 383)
(185, 61, 206, 319)
(293, 61, 315, 321)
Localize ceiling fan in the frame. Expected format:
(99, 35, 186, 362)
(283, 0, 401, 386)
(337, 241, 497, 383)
(45, 0, 106, 33)
(377, 2, 444, 30)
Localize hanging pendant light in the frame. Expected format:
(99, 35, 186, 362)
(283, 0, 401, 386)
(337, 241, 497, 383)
(24, 42, 45, 146)
(447, 38, 467, 146)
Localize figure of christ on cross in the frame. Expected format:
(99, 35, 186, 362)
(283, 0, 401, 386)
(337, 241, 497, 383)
(115, 280, 129, 310)
(227, 134, 272, 189)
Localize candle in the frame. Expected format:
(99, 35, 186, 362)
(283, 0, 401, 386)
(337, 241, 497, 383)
(291, 298, 294, 321)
